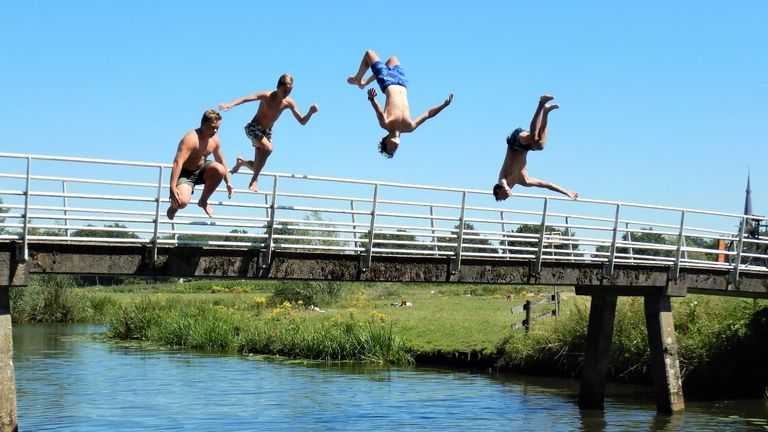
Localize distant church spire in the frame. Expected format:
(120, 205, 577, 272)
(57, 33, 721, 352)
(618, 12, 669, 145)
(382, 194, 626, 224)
(744, 171, 752, 217)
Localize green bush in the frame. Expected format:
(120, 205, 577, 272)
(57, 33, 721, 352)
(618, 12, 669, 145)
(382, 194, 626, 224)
(10, 275, 82, 322)
(272, 281, 345, 307)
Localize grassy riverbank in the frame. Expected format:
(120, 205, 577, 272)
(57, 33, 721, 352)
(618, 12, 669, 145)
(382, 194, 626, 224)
(10, 276, 768, 398)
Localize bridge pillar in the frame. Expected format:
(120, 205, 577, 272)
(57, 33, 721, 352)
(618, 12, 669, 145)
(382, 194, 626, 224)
(644, 294, 685, 413)
(578, 294, 618, 410)
(577, 286, 686, 414)
(0, 243, 25, 432)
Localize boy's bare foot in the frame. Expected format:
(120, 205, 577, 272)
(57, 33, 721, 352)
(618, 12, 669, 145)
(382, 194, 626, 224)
(198, 201, 215, 218)
(166, 206, 178, 220)
(540, 94, 555, 104)
(230, 157, 247, 174)
(545, 104, 560, 113)
(248, 176, 258, 192)
(567, 191, 578, 200)
(346, 76, 364, 89)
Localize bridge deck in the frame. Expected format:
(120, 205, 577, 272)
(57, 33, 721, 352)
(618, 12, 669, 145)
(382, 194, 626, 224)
(3, 241, 766, 298)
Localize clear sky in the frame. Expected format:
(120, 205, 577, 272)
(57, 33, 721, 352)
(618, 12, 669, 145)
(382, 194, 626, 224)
(2, 0, 765, 217)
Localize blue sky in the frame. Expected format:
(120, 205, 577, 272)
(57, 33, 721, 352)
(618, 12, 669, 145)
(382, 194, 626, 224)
(2, 0, 765, 217)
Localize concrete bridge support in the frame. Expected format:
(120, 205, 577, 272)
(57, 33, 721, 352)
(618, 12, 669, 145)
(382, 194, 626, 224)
(1, 243, 25, 432)
(644, 295, 685, 413)
(577, 286, 685, 414)
(578, 294, 618, 410)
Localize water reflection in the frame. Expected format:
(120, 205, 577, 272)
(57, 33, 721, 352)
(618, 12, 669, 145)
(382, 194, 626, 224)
(12, 324, 767, 431)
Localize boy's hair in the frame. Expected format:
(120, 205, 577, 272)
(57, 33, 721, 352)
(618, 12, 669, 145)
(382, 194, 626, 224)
(378, 136, 395, 158)
(277, 73, 294, 88)
(492, 183, 505, 201)
(201, 109, 222, 126)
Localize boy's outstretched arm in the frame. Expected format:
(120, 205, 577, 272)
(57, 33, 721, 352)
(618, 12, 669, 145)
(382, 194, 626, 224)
(409, 93, 453, 132)
(219, 91, 269, 111)
(289, 99, 319, 125)
(367, 88, 387, 129)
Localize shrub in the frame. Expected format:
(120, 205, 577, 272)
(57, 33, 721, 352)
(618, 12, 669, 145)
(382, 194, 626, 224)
(272, 281, 345, 307)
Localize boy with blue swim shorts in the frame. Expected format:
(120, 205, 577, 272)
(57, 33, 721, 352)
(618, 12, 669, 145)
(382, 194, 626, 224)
(493, 95, 578, 202)
(370, 60, 409, 93)
(347, 50, 453, 159)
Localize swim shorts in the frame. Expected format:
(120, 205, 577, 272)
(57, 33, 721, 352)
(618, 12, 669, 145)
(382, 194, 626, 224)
(176, 160, 213, 189)
(371, 61, 408, 93)
(244, 122, 273, 147)
(506, 128, 532, 151)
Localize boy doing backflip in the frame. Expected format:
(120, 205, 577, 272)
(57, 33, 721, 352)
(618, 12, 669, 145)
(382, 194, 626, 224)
(346, 49, 453, 157)
(493, 95, 578, 201)
(220, 74, 319, 192)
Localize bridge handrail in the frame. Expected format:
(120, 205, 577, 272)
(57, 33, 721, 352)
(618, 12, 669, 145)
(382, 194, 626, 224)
(1, 152, 766, 279)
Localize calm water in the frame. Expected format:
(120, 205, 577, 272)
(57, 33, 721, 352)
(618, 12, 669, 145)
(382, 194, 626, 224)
(11, 324, 768, 431)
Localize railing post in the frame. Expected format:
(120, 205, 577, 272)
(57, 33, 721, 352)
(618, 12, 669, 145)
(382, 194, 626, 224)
(430, 205, 438, 254)
(669, 210, 686, 281)
(564, 216, 573, 259)
(501, 211, 509, 258)
(730, 215, 747, 284)
(62, 180, 71, 238)
(361, 183, 379, 272)
(151, 166, 164, 262)
(450, 190, 467, 274)
(350, 200, 358, 243)
(261, 175, 279, 268)
(532, 198, 549, 275)
(604, 204, 622, 278)
(21, 156, 32, 262)
(625, 222, 634, 261)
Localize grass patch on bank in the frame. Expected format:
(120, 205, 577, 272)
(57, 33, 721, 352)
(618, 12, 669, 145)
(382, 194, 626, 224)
(11, 277, 768, 397)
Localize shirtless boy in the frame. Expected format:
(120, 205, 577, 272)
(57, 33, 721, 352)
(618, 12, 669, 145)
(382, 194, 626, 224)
(493, 95, 578, 201)
(167, 109, 233, 220)
(346, 50, 453, 158)
(219, 74, 319, 192)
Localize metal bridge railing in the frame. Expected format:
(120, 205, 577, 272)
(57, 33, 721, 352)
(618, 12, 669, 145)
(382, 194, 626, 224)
(0, 152, 766, 280)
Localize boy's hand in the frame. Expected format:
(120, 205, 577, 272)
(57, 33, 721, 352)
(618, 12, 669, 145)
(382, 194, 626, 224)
(367, 88, 377, 100)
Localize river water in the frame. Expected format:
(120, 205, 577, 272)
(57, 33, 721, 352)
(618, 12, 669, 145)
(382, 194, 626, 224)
(11, 324, 768, 431)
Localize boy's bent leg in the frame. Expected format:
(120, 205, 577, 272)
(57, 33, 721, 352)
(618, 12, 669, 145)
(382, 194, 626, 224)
(231, 156, 256, 174)
(535, 104, 560, 150)
(198, 162, 226, 218)
(385, 56, 400, 67)
(166, 184, 193, 220)
(530, 95, 555, 150)
(348, 50, 380, 88)
(248, 138, 273, 192)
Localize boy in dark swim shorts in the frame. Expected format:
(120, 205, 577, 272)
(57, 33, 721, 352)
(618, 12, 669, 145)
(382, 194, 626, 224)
(176, 160, 214, 190)
(244, 122, 272, 146)
(493, 95, 578, 202)
(166, 109, 233, 221)
(220, 74, 319, 192)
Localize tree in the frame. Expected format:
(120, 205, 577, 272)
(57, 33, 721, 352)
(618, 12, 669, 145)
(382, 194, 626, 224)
(359, 229, 425, 251)
(501, 224, 578, 255)
(595, 227, 674, 259)
(72, 223, 140, 239)
(441, 222, 496, 255)
(171, 228, 253, 245)
(273, 211, 347, 249)
(0, 198, 7, 235)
